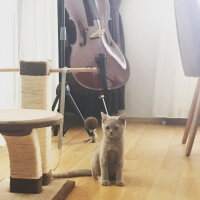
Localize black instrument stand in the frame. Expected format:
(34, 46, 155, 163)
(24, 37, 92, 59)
(52, 83, 93, 137)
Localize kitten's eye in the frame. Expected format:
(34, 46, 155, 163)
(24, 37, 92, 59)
(106, 126, 110, 130)
(114, 126, 119, 131)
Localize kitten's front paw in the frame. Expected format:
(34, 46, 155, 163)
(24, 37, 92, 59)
(116, 180, 125, 186)
(101, 180, 110, 186)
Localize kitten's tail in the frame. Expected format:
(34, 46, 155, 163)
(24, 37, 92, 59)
(52, 169, 92, 178)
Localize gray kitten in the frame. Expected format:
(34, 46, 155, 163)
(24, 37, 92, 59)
(53, 112, 127, 186)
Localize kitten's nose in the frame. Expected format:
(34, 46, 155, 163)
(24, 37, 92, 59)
(110, 131, 113, 135)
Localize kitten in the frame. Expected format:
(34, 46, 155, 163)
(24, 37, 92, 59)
(91, 112, 126, 186)
(53, 112, 127, 186)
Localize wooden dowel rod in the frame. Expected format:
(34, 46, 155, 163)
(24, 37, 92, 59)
(50, 67, 97, 73)
(0, 68, 19, 72)
(0, 67, 97, 73)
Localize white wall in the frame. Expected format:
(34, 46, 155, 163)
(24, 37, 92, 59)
(120, 0, 166, 117)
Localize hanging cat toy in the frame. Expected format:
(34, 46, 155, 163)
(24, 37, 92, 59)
(52, 69, 109, 145)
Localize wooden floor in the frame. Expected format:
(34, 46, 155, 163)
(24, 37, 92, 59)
(1, 121, 200, 200)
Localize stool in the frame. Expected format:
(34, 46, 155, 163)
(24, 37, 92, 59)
(0, 109, 75, 199)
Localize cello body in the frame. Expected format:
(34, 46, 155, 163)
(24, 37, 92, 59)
(65, 0, 130, 91)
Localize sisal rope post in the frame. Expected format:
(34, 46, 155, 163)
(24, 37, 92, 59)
(3, 130, 42, 180)
(3, 130, 43, 193)
(20, 60, 52, 185)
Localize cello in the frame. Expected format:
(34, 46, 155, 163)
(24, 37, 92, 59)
(65, 0, 130, 91)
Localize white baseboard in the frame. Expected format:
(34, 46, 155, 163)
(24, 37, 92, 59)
(127, 117, 187, 125)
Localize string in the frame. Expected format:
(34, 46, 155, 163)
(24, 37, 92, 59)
(99, 94, 108, 115)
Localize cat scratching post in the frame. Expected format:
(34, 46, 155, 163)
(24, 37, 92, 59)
(20, 61, 53, 185)
(0, 63, 96, 199)
(0, 109, 74, 199)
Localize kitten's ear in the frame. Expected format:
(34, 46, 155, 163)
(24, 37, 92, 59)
(118, 113, 127, 123)
(101, 112, 108, 123)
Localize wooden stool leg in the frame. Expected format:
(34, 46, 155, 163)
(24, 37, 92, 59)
(186, 85, 200, 156)
(182, 78, 200, 144)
